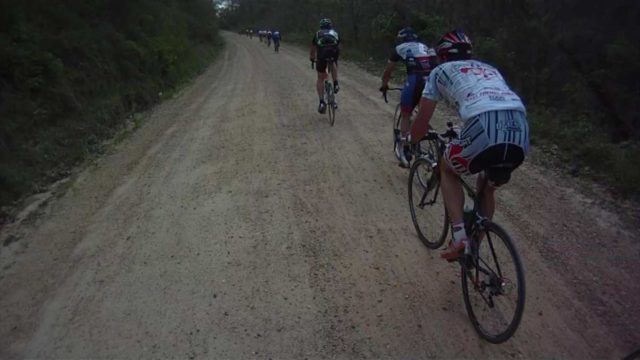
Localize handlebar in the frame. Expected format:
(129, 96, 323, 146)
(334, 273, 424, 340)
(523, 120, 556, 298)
(380, 87, 403, 103)
(424, 122, 459, 142)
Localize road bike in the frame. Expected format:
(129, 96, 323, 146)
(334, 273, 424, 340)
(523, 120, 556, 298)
(312, 59, 338, 126)
(407, 123, 526, 343)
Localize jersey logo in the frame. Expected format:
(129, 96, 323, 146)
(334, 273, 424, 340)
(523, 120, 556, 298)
(460, 66, 498, 79)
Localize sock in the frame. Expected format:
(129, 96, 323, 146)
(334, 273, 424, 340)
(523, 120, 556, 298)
(452, 222, 467, 245)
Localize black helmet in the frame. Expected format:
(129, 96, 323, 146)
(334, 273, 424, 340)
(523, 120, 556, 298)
(319, 18, 332, 29)
(396, 27, 419, 44)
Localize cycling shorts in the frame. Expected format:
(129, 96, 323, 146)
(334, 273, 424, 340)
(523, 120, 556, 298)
(316, 46, 339, 73)
(401, 73, 427, 113)
(444, 110, 529, 179)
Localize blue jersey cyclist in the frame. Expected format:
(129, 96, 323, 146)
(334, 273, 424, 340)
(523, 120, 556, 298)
(310, 18, 340, 114)
(272, 30, 281, 44)
(380, 27, 437, 167)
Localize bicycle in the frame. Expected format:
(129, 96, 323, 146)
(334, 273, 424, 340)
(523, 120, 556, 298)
(274, 41, 280, 52)
(407, 123, 526, 343)
(311, 59, 338, 126)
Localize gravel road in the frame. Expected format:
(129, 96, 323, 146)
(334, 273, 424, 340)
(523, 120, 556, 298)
(1, 32, 638, 359)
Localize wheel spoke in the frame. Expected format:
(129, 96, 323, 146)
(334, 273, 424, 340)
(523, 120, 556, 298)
(461, 222, 525, 343)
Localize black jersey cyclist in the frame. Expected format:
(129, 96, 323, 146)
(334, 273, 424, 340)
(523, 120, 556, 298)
(380, 27, 437, 168)
(310, 18, 340, 114)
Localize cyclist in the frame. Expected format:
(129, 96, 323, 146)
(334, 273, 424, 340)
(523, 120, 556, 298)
(310, 18, 340, 114)
(272, 30, 281, 52)
(380, 27, 437, 168)
(409, 30, 529, 260)
(267, 30, 272, 47)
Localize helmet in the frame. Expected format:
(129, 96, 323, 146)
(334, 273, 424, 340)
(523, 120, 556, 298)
(396, 27, 419, 44)
(436, 30, 472, 58)
(319, 18, 332, 29)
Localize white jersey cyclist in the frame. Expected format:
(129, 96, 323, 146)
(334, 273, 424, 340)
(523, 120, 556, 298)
(423, 60, 526, 122)
(410, 29, 530, 261)
(391, 42, 436, 75)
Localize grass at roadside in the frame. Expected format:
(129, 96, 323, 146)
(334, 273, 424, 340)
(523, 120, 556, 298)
(529, 109, 640, 200)
(0, 38, 225, 224)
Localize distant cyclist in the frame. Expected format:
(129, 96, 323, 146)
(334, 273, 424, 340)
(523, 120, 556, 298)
(267, 30, 272, 47)
(409, 30, 529, 260)
(272, 30, 281, 52)
(310, 18, 341, 114)
(380, 27, 437, 168)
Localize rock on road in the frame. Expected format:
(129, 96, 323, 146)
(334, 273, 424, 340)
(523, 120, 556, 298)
(1, 32, 638, 359)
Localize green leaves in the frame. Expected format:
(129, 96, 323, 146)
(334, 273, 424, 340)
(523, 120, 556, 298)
(0, 0, 221, 206)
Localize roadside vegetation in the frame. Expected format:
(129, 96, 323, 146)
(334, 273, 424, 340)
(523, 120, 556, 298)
(220, 0, 640, 199)
(0, 0, 221, 213)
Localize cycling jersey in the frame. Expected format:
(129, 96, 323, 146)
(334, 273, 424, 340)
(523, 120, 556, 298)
(423, 60, 526, 121)
(312, 29, 340, 73)
(390, 42, 437, 75)
(312, 29, 340, 47)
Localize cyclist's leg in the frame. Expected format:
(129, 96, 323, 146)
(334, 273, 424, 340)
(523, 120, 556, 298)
(316, 56, 328, 100)
(331, 60, 338, 83)
(440, 115, 491, 258)
(440, 153, 466, 226)
(330, 47, 339, 90)
(400, 74, 419, 136)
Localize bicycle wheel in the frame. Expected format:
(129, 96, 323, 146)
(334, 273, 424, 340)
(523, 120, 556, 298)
(408, 156, 448, 249)
(326, 82, 336, 126)
(393, 104, 402, 160)
(461, 221, 526, 343)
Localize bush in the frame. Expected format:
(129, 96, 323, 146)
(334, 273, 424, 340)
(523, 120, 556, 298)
(0, 0, 222, 208)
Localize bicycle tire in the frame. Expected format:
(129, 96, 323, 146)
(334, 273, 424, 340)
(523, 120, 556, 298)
(392, 104, 402, 160)
(408, 157, 448, 249)
(393, 103, 402, 131)
(326, 81, 336, 126)
(461, 221, 526, 343)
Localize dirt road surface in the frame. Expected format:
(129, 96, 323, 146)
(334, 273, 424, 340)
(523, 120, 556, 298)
(1, 33, 638, 359)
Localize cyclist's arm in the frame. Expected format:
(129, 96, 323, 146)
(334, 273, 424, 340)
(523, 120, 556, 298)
(310, 35, 317, 60)
(381, 61, 396, 88)
(309, 45, 317, 60)
(410, 97, 437, 144)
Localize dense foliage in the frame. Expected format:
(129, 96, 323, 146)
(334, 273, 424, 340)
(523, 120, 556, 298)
(0, 0, 220, 207)
(221, 0, 640, 196)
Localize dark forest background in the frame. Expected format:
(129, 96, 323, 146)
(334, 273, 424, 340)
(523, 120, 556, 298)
(221, 0, 640, 197)
(0, 0, 221, 210)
